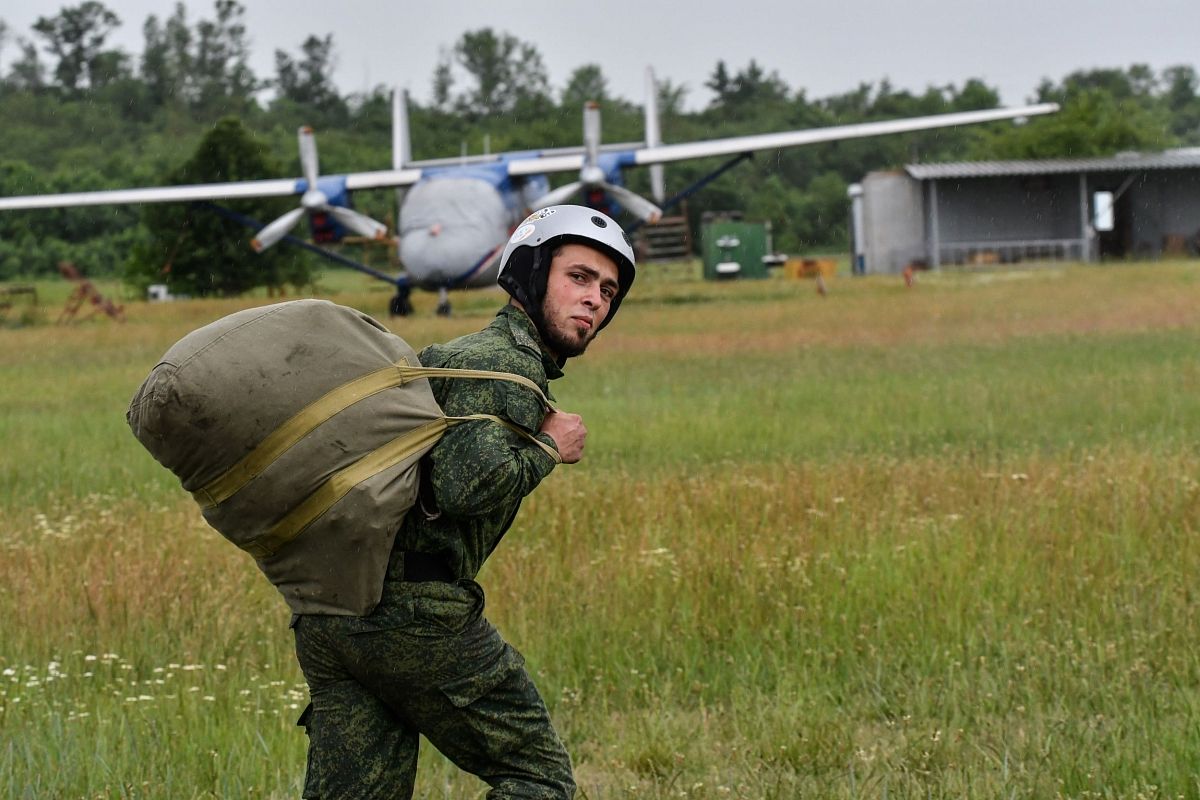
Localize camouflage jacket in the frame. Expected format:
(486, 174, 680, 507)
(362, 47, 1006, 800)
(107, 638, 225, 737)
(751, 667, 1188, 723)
(386, 305, 563, 582)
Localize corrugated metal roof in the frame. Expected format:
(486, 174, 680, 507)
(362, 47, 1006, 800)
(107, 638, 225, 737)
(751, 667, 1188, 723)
(906, 148, 1200, 179)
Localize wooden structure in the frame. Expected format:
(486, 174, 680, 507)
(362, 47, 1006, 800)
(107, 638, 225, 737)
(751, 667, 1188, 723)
(637, 205, 693, 262)
(57, 262, 125, 324)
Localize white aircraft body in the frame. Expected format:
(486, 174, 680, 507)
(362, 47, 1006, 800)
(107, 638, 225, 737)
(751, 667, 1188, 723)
(0, 69, 1058, 314)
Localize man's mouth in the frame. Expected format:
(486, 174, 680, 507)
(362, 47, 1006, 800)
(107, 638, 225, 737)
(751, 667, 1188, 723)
(571, 315, 594, 331)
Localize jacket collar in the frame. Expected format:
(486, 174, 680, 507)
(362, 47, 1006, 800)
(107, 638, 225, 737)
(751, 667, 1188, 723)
(495, 305, 564, 380)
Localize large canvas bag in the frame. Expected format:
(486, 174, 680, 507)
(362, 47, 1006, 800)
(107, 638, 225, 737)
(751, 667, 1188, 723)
(127, 299, 558, 616)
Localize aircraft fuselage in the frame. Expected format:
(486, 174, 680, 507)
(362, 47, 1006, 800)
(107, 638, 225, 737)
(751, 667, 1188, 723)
(396, 164, 549, 291)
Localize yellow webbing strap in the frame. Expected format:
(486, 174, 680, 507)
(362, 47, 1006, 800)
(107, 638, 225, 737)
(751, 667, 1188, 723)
(241, 418, 450, 559)
(445, 413, 563, 464)
(193, 362, 415, 509)
(395, 366, 556, 411)
(239, 413, 560, 560)
(195, 362, 557, 511)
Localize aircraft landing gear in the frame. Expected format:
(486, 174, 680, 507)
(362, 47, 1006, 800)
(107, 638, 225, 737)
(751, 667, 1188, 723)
(389, 286, 413, 317)
(435, 287, 452, 317)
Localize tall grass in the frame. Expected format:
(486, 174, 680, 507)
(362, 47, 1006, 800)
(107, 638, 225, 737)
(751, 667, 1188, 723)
(2, 262, 1199, 797)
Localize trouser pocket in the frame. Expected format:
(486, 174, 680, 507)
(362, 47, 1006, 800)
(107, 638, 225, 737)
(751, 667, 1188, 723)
(438, 642, 525, 708)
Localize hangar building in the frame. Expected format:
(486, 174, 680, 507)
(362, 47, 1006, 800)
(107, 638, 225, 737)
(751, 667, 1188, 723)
(849, 148, 1200, 274)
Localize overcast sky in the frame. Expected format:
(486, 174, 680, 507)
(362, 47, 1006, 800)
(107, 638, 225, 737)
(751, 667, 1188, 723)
(3, 0, 1198, 111)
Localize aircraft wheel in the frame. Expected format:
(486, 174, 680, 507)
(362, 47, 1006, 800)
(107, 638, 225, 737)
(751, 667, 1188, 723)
(389, 290, 414, 317)
(436, 301, 452, 317)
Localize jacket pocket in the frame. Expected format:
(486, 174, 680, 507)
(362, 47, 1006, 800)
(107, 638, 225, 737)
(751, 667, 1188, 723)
(505, 387, 544, 435)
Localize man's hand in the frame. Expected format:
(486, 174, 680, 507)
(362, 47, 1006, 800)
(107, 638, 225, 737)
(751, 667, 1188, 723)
(539, 410, 587, 464)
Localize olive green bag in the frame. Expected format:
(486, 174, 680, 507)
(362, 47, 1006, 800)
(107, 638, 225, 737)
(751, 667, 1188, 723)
(126, 299, 559, 616)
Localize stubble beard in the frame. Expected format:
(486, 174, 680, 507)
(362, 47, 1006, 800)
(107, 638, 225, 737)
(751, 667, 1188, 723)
(540, 301, 595, 359)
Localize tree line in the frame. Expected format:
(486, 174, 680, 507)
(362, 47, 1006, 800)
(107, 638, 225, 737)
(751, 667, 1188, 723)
(1, 1, 1199, 294)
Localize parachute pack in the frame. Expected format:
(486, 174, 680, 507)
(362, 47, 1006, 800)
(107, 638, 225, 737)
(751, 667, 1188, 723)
(126, 300, 558, 616)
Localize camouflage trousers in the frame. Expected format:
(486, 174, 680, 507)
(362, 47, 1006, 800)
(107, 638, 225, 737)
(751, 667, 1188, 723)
(292, 579, 575, 799)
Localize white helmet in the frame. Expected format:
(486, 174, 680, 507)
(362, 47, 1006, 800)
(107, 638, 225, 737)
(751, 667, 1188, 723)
(498, 205, 636, 332)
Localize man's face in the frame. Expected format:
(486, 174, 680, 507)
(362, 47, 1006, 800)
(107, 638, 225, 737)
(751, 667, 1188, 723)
(539, 243, 621, 359)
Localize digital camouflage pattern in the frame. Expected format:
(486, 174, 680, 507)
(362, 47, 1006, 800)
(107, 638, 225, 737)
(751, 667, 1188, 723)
(391, 304, 563, 580)
(293, 305, 574, 799)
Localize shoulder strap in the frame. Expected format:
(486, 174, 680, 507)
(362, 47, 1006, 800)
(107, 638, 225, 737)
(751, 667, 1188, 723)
(394, 365, 556, 411)
(193, 361, 559, 510)
(444, 413, 562, 463)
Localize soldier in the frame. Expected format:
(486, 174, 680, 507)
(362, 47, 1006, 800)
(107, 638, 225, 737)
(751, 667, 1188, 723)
(292, 205, 636, 799)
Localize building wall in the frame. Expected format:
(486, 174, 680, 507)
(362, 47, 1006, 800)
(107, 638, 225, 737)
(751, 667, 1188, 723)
(861, 171, 924, 274)
(1120, 172, 1200, 256)
(931, 175, 1082, 242)
(859, 165, 1200, 270)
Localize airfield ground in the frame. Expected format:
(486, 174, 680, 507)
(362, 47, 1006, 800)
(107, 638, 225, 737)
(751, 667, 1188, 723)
(2, 259, 1199, 798)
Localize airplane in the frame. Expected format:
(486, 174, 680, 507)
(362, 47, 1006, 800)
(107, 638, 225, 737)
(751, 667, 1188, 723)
(0, 68, 1058, 316)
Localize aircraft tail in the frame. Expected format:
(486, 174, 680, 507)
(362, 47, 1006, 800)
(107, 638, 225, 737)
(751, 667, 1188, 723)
(644, 67, 665, 203)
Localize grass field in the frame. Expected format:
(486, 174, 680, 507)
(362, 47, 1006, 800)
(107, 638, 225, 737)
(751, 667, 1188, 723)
(2, 260, 1199, 798)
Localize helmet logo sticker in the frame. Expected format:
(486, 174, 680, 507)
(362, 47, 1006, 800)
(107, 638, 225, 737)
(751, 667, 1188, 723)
(523, 207, 557, 223)
(510, 223, 536, 244)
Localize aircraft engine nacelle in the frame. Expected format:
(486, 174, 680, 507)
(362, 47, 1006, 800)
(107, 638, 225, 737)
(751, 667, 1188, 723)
(306, 177, 354, 243)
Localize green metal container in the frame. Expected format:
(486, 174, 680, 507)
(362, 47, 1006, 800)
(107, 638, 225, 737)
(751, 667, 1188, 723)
(701, 219, 768, 280)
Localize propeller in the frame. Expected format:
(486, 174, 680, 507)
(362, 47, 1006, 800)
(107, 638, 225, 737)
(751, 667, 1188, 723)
(644, 66, 665, 203)
(535, 103, 662, 224)
(251, 126, 390, 252)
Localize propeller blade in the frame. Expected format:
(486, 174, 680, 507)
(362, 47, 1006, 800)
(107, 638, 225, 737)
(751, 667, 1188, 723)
(328, 205, 389, 240)
(583, 102, 601, 170)
(644, 67, 665, 203)
(391, 88, 412, 236)
(535, 181, 584, 208)
(251, 206, 306, 252)
(603, 182, 662, 224)
(298, 126, 319, 190)
(392, 89, 411, 169)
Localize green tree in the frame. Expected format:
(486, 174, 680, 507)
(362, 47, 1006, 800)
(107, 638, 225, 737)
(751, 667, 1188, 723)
(981, 88, 1175, 159)
(450, 28, 549, 117)
(0, 20, 9, 71)
(656, 77, 689, 117)
(562, 63, 608, 108)
(430, 48, 454, 113)
(705, 59, 790, 116)
(951, 78, 1001, 111)
(705, 61, 731, 101)
(273, 33, 344, 115)
(32, 1, 123, 93)
(129, 117, 312, 296)
(192, 0, 257, 113)
(1162, 65, 1200, 144)
(140, 4, 191, 107)
(7, 38, 46, 91)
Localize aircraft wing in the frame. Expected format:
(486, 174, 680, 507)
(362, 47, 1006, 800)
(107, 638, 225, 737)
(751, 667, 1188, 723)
(0, 178, 300, 211)
(407, 143, 642, 170)
(0, 168, 425, 211)
(506, 103, 1060, 177)
(342, 168, 423, 190)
